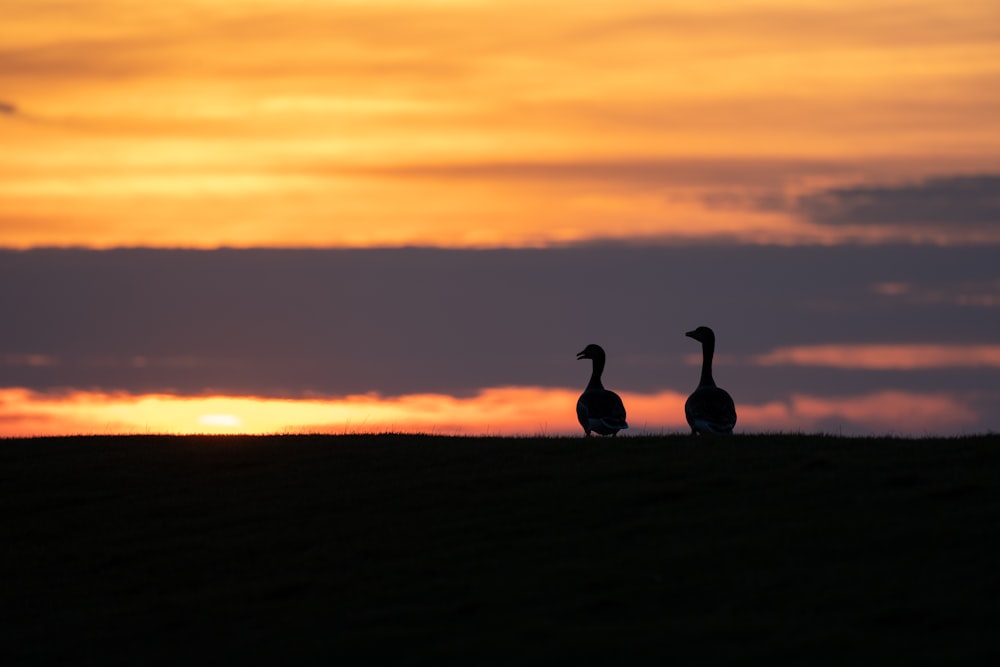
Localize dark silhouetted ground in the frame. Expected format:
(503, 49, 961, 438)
(4, 434, 1000, 665)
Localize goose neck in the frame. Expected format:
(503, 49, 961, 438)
(587, 356, 606, 390)
(699, 339, 716, 387)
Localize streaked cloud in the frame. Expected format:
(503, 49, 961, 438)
(2, 354, 59, 367)
(753, 344, 1000, 370)
(871, 279, 1000, 307)
(750, 391, 981, 434)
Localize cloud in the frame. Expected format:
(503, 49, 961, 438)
(753, 344, 1000, 370)
(361, 158, 854, 189)
(2, 353, 58, 367)
(579, 3, 1000, 53)
(783, 391, 981, 434)
(730, 390, 984, 435)
(796, 174, 1000, 230)
(870, 279, 1000, 307)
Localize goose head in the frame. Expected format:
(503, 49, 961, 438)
(576, 344, 606, 361)
(685, 326, 716, 344)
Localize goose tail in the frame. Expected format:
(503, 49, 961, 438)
(600, 417, 629, 431)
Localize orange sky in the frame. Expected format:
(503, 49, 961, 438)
(2, 0, 999, 247)
(2, 2, 999, 438)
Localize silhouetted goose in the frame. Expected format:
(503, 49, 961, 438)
(576, 344, 629, 436)
(685, 326, 737, 435)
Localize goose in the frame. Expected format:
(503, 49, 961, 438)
(576, 344, 629, 436)
(684, 326, 737, 435)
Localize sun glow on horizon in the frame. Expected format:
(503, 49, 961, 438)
(0, 386, 984, 439)
(197, 413, 244, 430)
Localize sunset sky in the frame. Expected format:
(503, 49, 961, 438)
(2, 0, 999, 436)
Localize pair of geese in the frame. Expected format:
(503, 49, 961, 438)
(576, 326, 737, 436)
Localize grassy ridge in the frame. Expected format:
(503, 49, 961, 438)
(4, 433, 1000, 665)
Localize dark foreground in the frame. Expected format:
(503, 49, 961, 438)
(4, 434, 1000, 665)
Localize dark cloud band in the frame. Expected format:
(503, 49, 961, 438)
(2, 245, 998, 408)
(797, 174, 1000, 228)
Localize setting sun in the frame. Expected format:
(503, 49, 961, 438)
(197, 413, 244, 429)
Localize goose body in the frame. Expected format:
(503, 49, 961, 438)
(576, 344, 629, 436)
(684, 326, 737, 435)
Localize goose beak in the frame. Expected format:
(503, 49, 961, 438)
(685, 330, 697, 338)
(576, 350, 588, 360)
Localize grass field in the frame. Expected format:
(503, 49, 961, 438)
(4, 433, 1000, 665)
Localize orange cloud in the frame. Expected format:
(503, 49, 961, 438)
(753, 344, 1000, 370)
(702, 391, 980, 434)
(784, 391, 979, 433)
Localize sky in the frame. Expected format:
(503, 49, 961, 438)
(1, 0, 999, 436)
